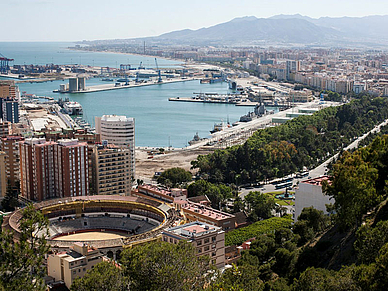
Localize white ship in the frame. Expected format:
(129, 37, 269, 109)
(63, 101, 83, 115)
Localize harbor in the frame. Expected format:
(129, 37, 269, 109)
(1, 42, 318, 148)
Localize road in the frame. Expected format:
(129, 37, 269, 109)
(239, 118, 388, 199)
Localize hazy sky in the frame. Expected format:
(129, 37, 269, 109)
(2, 0, 388, 41)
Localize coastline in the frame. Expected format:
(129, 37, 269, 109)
(67, 47, 186, 67)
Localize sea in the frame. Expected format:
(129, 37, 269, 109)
(0, 42, 261, 148)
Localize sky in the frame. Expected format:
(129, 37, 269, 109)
(2, 0, 388, 42)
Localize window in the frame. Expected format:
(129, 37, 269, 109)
(204, 238, 209, 244)
(212, 244, 216, 249)
(204, 246, 210, 251)
(198, 248, 202, 254)
(73, 270, 76, 275)
(83, 268, 86, 271)
(212, 236, 216, 242)
(212, 252, 216, 257)
(197, 240, 202, 246)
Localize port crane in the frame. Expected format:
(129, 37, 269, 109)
(138, 61, 145, 70)
(0, 53, 14, 74)
(154, 58, 162, 83)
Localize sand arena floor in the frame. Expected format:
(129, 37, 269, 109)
(53, 231, 129, 241)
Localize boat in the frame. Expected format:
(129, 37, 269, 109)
(239, 103, 269, 122)
(63, 101, 83, 115)
(188, 132, 203, 145)
(210, 122, 230, 134)
(101, 78, 113, 82)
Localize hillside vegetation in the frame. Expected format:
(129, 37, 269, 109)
(192, 97, 388, 185)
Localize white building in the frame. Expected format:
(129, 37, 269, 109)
(95, 115, 135, 178)
(353, 81, 366, 94)
(294, 176, 334, 222)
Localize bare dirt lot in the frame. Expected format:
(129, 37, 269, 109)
(136, 148, 214, 181)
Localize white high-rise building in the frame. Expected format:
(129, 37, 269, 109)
(95, 115, 135, 178)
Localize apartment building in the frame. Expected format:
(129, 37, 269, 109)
(19, 138, 88, 201)
(0, 135, 24, 187)
(180, 200, 236, 232)
(162, 221, 225, 268)
(47, 243, 103, 289)
(0, 121, 10, 137)
(91, 143, 131, 196)
(0, 80, 19, 99)
(95, 115, 135, 177)
(0, 151, 6, 198)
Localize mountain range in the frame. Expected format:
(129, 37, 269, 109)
(86, 14, 388, 47)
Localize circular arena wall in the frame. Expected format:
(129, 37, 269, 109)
(4, 195, 179, 255)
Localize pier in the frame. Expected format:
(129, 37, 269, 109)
(53, 77, 197, 94)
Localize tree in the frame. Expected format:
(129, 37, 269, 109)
(324, 150, 382, 228)
(354, 220, 388, 264)
(1, 180, 19, 212)
(0, 204, 50, 291)
(208, 264, 264, 291)
(187, 180, 233, 209)
(293, 207, 330, 246)
(244, 191, 276, 221)
(120, 241, 212, 291)
(294, 267, 360, 291)
(71, 261, 130, 291)
(156, 167, 192, 187)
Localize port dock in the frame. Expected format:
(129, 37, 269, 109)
(53, 77, 197, 94)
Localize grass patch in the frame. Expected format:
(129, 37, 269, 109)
(266, 191, 295, 206)
(225, 215, 293, 246)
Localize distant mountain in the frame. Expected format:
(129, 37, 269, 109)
(272, 14, 388, 42)
(156, 16, 342, 45)
(84, 15, 388, 47)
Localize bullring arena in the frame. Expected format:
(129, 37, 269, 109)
(3, 195, 182, 260)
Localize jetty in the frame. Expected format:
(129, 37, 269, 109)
(53, 77, 197, 94)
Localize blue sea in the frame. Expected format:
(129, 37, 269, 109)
(0, 42, 258, 148)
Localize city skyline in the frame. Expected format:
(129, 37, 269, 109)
(2, 0, 388, 42)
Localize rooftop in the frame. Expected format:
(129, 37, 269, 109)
(181, 200, 235, 221)
(101, 115, 134, 123)
(166, 221, 221, 238)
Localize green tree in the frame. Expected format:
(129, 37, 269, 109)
(0, 204, 50, 291)
(120, 241, 212, 291)
(293, 267, 360, 291)
(187, 180, 233, 209)
(355, 220, 388, 264)
(208, 264, 264, 291)
(245, 191, 276, 221)
(71, 261, 130, 291)
(324, 151, 381, 228)
(1, 180, 19, 212)
(156, 167, 192, 187)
